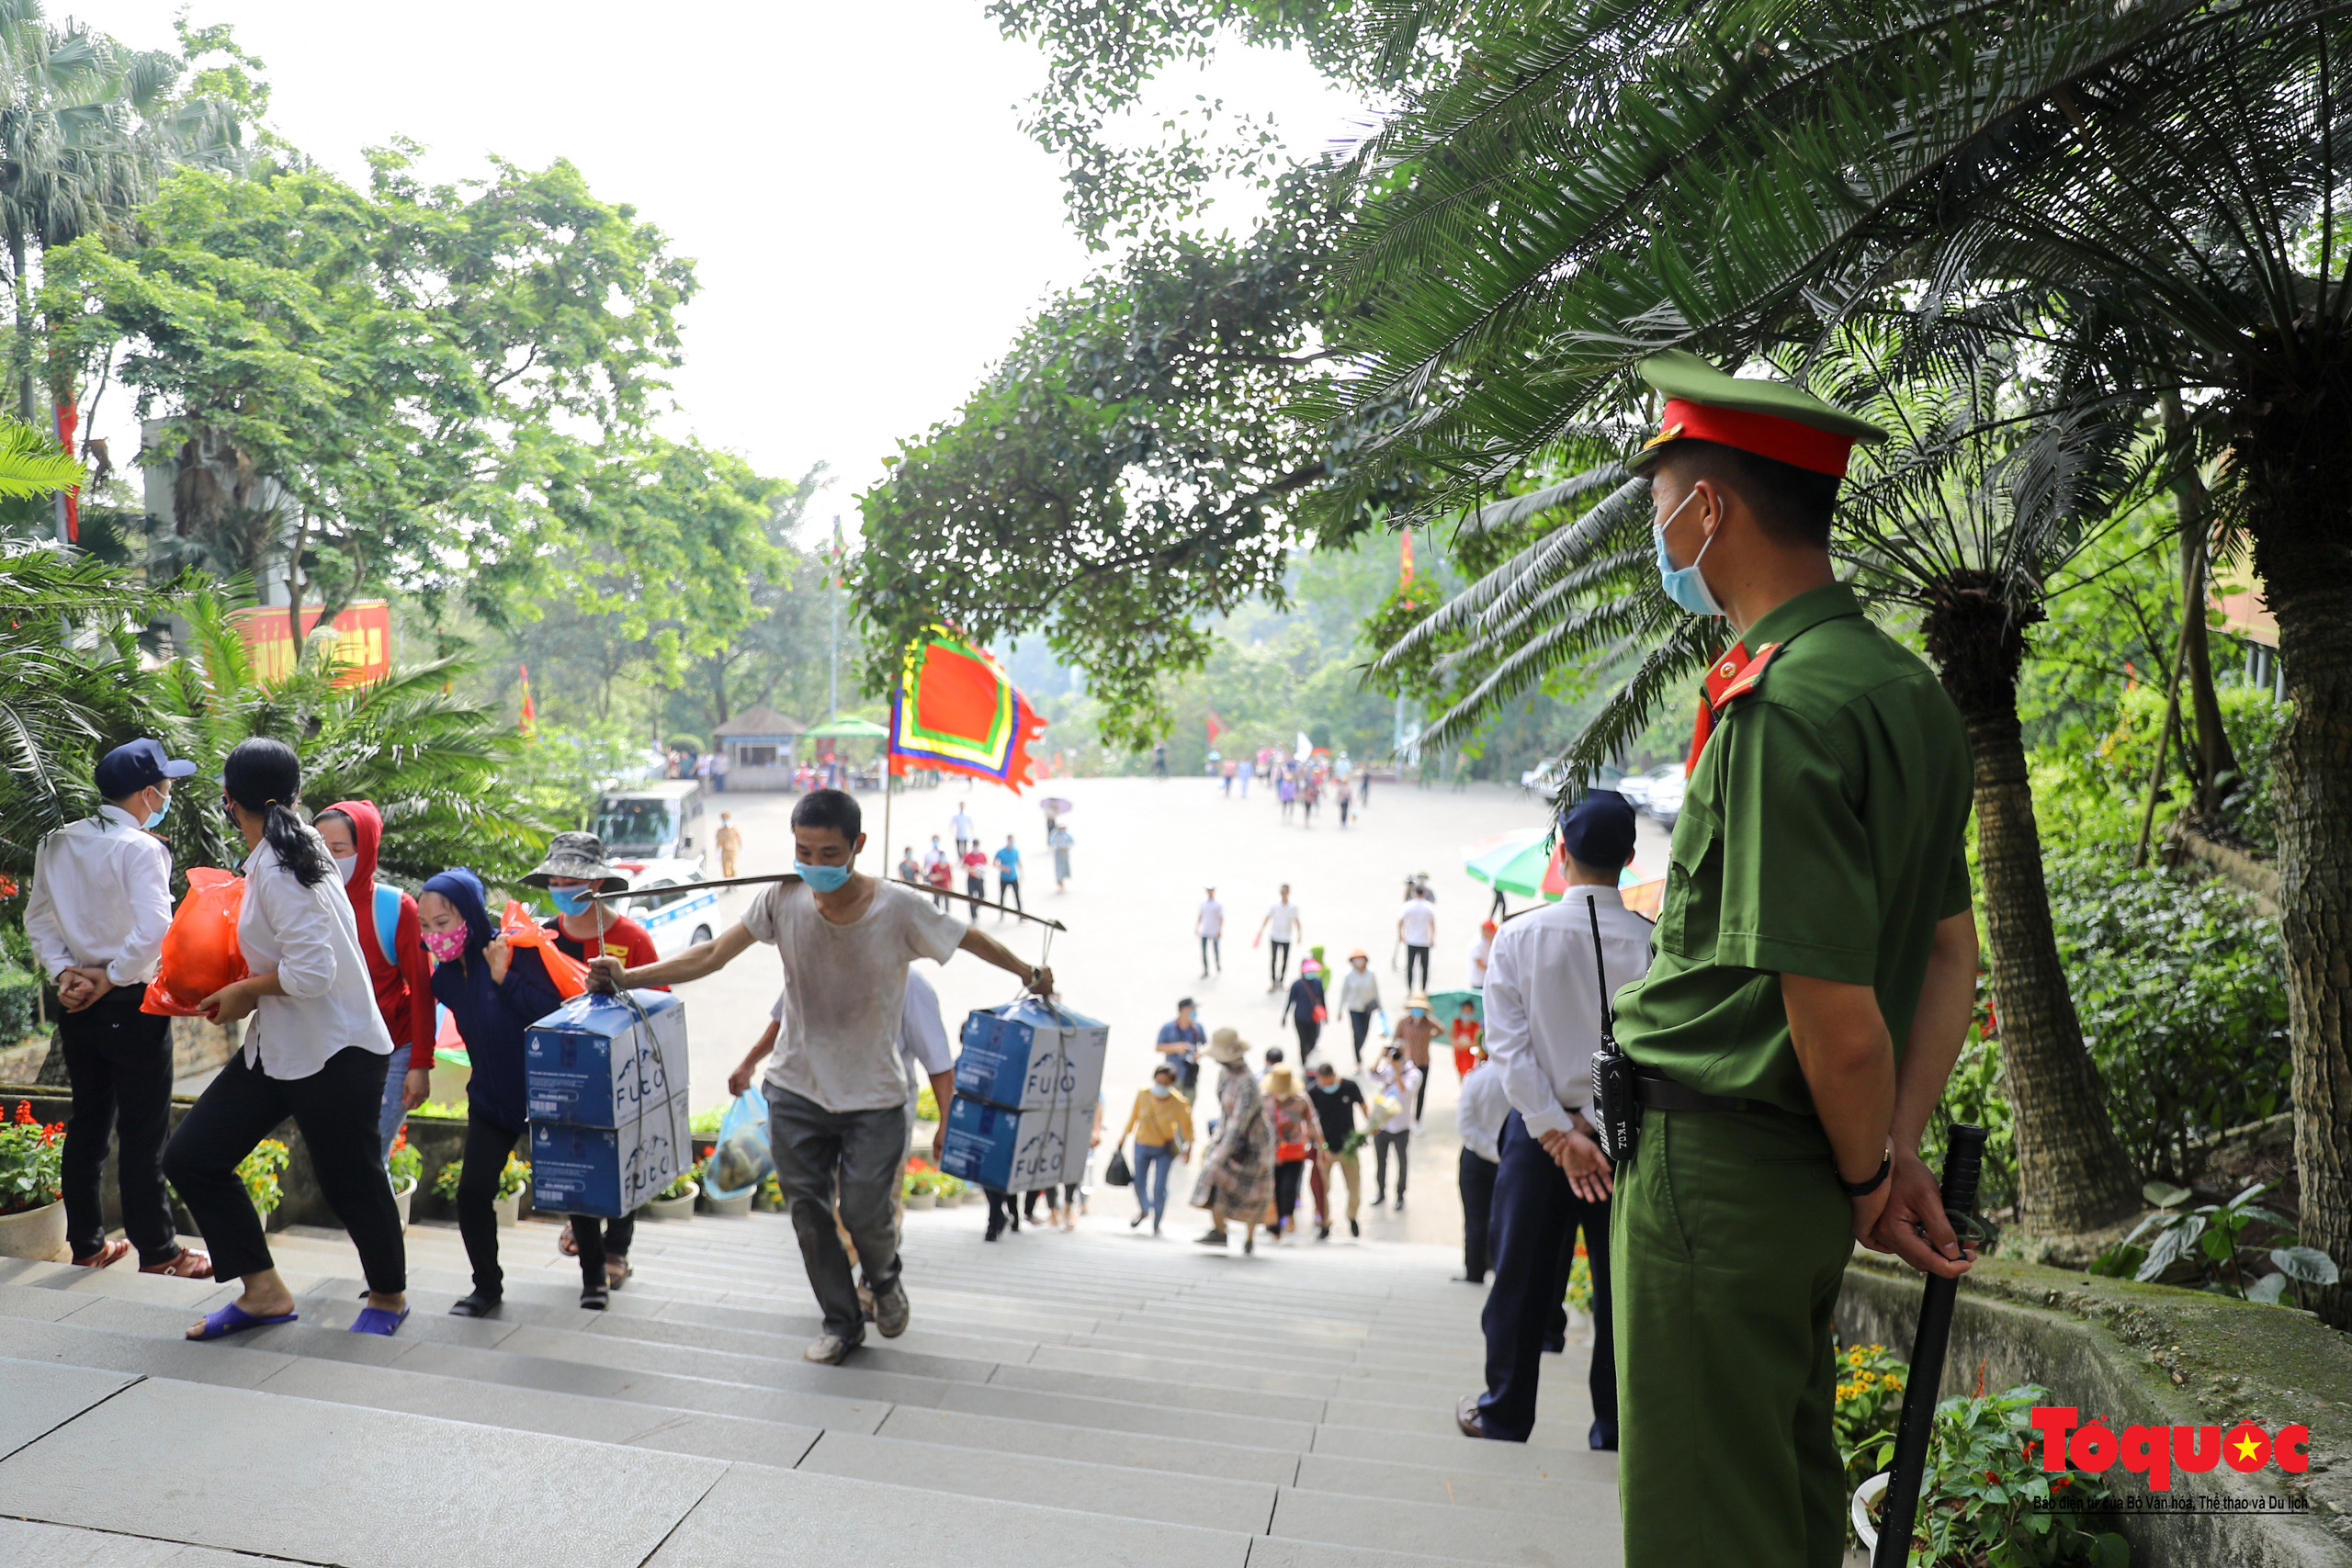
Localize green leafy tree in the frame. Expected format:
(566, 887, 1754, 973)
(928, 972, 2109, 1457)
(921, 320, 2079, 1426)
(42, 147, 695, 653)
(1324, 0, 2352, 1312)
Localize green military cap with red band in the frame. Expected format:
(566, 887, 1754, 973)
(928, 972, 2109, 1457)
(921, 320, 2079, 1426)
(1626, 349, 1888, 478)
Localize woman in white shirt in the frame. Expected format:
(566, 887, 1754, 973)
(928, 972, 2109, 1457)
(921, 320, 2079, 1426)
(164, 738, 410, 1340)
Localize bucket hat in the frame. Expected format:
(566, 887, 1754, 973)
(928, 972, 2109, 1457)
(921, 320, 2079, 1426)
(1206, 1027, 1250, 1066)
(523, 830, 628, 893)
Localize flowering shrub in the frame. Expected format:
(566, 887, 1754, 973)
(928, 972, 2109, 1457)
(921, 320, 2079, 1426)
(1565, 1239, 1592, 1314)
(756, 1170, 785, 1211)
(432, 1151, 530, 1201)
(238, 1139, 291, 1218)
(0, 1100, 64, 1215)
(384, 1129, 422, 1191)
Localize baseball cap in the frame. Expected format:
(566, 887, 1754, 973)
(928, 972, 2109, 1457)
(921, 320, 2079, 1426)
(96, 738, 196, 799)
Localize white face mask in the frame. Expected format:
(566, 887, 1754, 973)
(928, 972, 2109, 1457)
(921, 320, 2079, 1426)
(1149, 1082, 1172, 1099)
(334, 853, 359, 885)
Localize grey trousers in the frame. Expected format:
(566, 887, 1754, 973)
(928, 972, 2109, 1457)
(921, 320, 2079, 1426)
(769, 1087, 905, 1342)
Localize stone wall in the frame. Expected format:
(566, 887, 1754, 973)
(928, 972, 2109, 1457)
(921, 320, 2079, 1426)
(1839, 1251, 2348, 1567)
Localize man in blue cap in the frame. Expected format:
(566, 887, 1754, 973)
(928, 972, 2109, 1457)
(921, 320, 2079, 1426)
(1456, 788, 1651, 1447)
(25, 739, 211, 1276)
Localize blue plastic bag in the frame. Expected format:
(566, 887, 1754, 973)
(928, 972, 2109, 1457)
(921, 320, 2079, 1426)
(702, 1086, 772, 1200)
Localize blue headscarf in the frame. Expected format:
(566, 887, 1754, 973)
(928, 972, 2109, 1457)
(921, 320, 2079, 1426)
(420, 868, 496, 953)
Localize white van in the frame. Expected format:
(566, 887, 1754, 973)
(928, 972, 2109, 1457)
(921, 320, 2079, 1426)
(593, 779, 707, 865)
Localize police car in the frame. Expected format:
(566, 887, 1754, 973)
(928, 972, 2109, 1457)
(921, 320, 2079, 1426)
(612, 858, 722, 960)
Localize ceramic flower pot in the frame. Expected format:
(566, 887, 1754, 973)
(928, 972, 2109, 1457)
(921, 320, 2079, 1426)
(648, 1184, 698, 1221)
(390, 1179, 415, 1228)
(0, 1199, 66, 1261)
(902, 1191, 935, 1211)
(699, 1189, 752, 1217)
(494, 1188, 524, 1228)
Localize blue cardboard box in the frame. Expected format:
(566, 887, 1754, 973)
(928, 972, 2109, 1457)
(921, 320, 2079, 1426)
(952, 999, 1108, 1111)
(524, 989, 687, 1127)
(941, 1095, 1073, 1191)
(530, 1089, 687, 1218)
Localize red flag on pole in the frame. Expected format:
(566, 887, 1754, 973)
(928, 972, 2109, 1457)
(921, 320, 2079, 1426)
(53, 401, 78, 543)
(1206, 709, 1227, 745)
(518, 664, 536, 734)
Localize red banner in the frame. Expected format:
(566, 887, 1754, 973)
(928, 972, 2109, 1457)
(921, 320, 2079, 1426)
(232, 600, 392, 687)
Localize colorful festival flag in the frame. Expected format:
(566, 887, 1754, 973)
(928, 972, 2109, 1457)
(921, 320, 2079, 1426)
(518, 663, 536, 734)
(1206, 709, 1227, 745)
(888, 626, 1046, 791)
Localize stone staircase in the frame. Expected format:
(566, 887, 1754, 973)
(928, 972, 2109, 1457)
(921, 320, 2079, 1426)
(0, 1204, 1620, 1567)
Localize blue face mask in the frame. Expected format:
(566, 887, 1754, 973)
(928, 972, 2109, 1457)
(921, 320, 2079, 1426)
(143, 797, 170, 829)
(1652, 487, 1723, 617)
(549, 886, 595, 917)
(797, 861, 853, 893)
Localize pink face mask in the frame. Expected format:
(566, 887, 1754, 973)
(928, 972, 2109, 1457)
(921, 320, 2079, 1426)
(422, 929, 469, 964)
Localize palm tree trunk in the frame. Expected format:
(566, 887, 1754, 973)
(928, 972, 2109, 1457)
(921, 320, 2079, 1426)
(2234, 323, 2352, 1330)
(2162, 392, 2238, 816)
(1925, 577, 2142, 1233)
(9, 230, 34, 425)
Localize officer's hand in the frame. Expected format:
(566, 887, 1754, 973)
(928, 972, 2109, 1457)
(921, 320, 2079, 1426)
(583, 954, 627, 995)
(1861, 1149, 1974, 1279)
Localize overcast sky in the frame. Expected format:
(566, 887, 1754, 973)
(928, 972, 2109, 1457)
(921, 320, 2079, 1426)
(88, 0, 1365, 536)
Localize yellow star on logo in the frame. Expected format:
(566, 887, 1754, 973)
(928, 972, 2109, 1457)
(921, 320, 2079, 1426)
(2232, 1435, 2263, 1463)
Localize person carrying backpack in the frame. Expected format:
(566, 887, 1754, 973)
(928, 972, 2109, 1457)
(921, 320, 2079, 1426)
(315, 802, 435, 1161)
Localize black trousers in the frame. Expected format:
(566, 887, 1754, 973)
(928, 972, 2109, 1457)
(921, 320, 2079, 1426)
(1374, 1128, 1409, 1199)
(999, 877, 1023, 912)
(1405, 943, 1430, 992)
(459, 1113, 618, 1294)
(1349, 1009, 1374, 1064)
(1200, 935, 1221, 972)
(163, 1044, 405, 1294)
(1293, 1017, 1320, 1062)
(1476, 1111, 1616, 1442)
(985, 1186, 1017, 1235)
(1459, 1146, 1498, 1281)
(1274, 1158, 1306, 1230)
(1269, 940, 1291, 984)
(59, 987, 182, 1267)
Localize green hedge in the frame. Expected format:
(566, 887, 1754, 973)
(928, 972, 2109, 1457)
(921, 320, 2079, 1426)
(0, 967, 40, 1044)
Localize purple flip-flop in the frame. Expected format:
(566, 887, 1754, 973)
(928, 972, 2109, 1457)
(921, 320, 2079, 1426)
(348, 1305, 409, 1337)
(188, 1302, 299, 1341)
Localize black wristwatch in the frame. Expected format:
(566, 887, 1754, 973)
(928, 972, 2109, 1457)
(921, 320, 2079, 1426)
(1838, 1152, 1892, 1198)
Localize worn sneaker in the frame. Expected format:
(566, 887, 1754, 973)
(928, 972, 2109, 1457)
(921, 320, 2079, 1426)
(874, 1280, 910, 1337)
(803, 1332, 857, 1364)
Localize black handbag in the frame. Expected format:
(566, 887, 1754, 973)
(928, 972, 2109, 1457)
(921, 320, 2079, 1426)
(1105, 1146, 1133, 1187)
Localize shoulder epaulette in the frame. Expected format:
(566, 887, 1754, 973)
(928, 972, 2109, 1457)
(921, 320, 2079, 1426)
(1709, 640, 1782, 713)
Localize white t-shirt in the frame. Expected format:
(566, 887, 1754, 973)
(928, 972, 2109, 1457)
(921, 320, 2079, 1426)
(1197, 898, 1226, 938)
(1398, 899, 1437, 947)
(746, 879, 967, 1112)
(951, 811, 976, 840)
(1468, 931, 1493, 987)
(1265, 901, 1301, 942)
(778, 966, 952, 1103)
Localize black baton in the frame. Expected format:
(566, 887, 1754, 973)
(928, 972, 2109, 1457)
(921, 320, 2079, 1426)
(1871, 1122, 1985, 1567)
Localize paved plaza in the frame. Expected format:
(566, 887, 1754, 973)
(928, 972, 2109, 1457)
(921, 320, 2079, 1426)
(675, 773, 1668, 1247)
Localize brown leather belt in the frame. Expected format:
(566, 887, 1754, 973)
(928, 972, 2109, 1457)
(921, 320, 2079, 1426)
(1632, 1066, 1779, 1115)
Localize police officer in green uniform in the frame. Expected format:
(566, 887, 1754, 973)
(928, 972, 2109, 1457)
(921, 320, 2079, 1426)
(1609, 351, 1984, 1567)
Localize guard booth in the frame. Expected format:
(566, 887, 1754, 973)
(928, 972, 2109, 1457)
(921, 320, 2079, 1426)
(712, 704, 806, 792)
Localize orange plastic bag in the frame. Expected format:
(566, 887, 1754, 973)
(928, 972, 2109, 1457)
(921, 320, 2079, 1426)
(141, 868, 247, 1017)
(499, 899, 589, 999)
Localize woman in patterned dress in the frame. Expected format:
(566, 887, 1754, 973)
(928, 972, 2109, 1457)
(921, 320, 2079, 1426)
(1191, 1027, 1273, 1254)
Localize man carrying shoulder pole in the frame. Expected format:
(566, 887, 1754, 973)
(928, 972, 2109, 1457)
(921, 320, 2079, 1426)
(1607, 351, 1981, 1567)
(587, 787, 1052, 1365)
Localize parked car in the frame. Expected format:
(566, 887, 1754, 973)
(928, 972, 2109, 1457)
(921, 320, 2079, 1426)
(610, 858, 720, 959)
(1642, 766, 1688, 827)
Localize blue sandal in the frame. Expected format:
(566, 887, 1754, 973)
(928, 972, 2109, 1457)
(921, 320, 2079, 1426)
(348, 1305, 409, 1337)
(187, 1302, 299, 1340)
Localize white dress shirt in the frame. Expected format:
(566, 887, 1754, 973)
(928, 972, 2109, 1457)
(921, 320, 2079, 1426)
(1197, 897, 1226, 938)
(26, 805, 175, 986)
(1485, 885, 1655, 1141)
(1456, 1061, 1511, 1164)
(1369, 1058, 1422, 1134)
(237, 837, 396, 1077)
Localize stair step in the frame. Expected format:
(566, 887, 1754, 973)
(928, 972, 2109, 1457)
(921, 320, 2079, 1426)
(934, 1380, 1318, 1450)
(1270, 1483, 1621, 1566)
(1293, 1450, 1619, 1517)
(0, 1356, 138, 1462)
(871, 1405, 1299, 1484)
(0, 1515, 304, 1567)
(797, 1428, 1282, 1533)
(0, 1375, 727, 1568)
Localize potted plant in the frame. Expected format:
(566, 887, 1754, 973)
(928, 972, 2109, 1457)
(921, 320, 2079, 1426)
(902, 1171, 937, 1211)
(0, 1100, 65, 1260)
(432, 1152, 531, 1226)
(238, 1139, 292, 1229)
(385, 1129, 422, 1227)
(753, 1169, 786, 1213)
(699, 1175, 754, 1218)
(649, 1161, 700, 1221)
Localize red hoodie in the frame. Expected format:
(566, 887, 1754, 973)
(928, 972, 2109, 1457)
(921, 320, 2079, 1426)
(325, 799, 436, 1071)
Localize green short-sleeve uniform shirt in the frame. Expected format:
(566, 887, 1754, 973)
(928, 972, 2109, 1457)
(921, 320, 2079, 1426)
(1614, 581, 1973, 1114)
